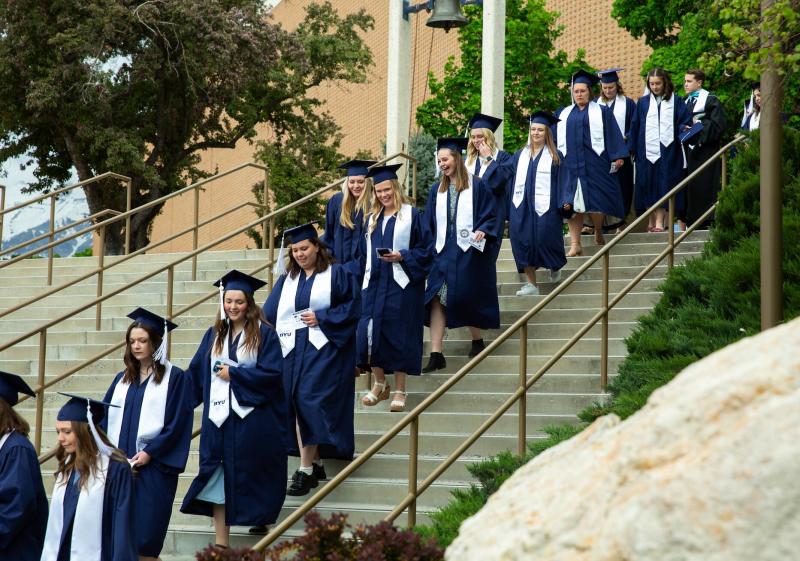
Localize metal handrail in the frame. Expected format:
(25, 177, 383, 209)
(251, 135, 746, 550)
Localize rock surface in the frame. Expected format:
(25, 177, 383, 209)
(445, 317, 800, 561)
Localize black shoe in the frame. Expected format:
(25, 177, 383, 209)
(248, 525, 269, 535)
(287, 470, 318, 496)
(468, 339, 486, 358)
(312, 463, 327, 482)
(422, 352, 446, 373)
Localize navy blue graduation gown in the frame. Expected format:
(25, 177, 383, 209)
(424, 180, 500, 329)
(554, 103, 627, 218)
(627, 94, 692, 213)
(0, 431, 48, 561)
(596, 96, 637, 224)
(505, 149, 568, 272)
(263, 264, 359, 460)
(100, 367, 193, 556)
(356, 208, 434, 375)
(322, 192, 363, 271)
(181, 324, 288, 527)
(54, 460, 137, 561)
(471, 151, 513, 260)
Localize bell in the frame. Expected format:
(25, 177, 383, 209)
(426, 0, 468, 32)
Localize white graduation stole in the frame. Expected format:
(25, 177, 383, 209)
(533, 149, 554, 216)
(362, 204, 413, 290)
(435, 184, 474, 253)
(749, 111, 760, 131)
(208, 327, 259, 427)
(466, 149, 498, 178)
(0, 430, 10, 451)
(645, 93, 675, 163)
(512, 147, 531, 209)
(106, 363, 172, 454)
(689, 89, 709, 116)
(599, 95, 627, 139)
(41, 455, 108, 561)
(557, 102, 604, 157)
(275, 268, 332, 357)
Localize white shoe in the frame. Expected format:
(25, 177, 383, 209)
(516, 283, 540, 296)
(550, 269, 562, 283)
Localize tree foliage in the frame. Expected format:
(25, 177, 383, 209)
(415, 0, 587, 151)
(610, 0, 699, 47)
(0, 1, 373, 253)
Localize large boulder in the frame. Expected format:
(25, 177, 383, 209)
(446, 317, 800, 561)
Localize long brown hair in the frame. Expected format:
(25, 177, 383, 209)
(122, 322, 166, 385)
(213, 291, 266, 356)
(368, 180, 411, 234)
(340, 176, 373, 230)
(646, 67, 675, 101)
(53, 422, 127, 491)
(287, 236, 334, 279)
(0, 398, 30, 436)
(465, 128, 498, 167)
(528, 124, 561, 165)
(437, 149, 471, 194)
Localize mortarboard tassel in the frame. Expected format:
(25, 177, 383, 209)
(218, 282, 226, 321)
(153, 318, 169, 366)
(86, 398, 115, 457)
(273, 232, 287, 277)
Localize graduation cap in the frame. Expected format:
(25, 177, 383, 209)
(679, 121, 704, 144)
(57, 392, 119, 457)
(126, 307, 177, 366)
(213, 270, 267, 321)
(529, 111, 560, 127)
(366, 163, 403, 184)
(437, 137, 470, 153)
(468, 113, 503, 132)
(338, 159, 377, 177)
(284, 222, 320, 244)
(598, 68, 624, 84)
(571, 69, 600, 87)
(0, 371, 35, 406)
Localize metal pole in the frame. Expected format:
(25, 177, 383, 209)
(167, 266, 174, 357)
(192, 186, 200, 281)
(518, 323, 527, 456)
(34, 329, 47, 454)
(268, 217, 276, 290)
(601, 252, 610, 390)
(412, 158, 418, 204)
(407, 417, 419, 528)
(261, 169, 270, 250)
(721, 153, 728, 191)
(124, 180, 132, 255)
(0, 184, 5, 252)
(667, 196, 675, 270)
(47, 194, 56, 285)
(95, 225, 106, 331)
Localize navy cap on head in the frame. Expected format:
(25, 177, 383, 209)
(127, 307, 177, 336)
(468, 113, 503, 133)
(437, 137, 470, 153)
(0, 371, 35, 406)
(529, 111, 560, 127)
(572, 69, 600, 87)
(283, 222, 320, 245)
(57, 392, 118, 424)
(338, 159, 377, 177)
(598, 68, 624, 84)
(751, 82, 760, 90)
(213, 270, 267, 294)
(366, 163, 403, 184)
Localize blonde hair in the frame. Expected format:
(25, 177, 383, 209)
(465, 128, 498, 166)
(528, 124, 561, 165)
(368, 179, 410, 234)
(437, 149, 471, 194)
(340, 176, 373, 230)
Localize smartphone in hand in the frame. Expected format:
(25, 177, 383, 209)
(376, 247, 392, 257)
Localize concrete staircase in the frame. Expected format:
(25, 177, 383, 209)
(0, 231, 708, 559)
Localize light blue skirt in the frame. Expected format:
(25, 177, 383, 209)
(196, 465, 225, 504)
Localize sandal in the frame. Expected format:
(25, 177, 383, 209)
(581, 225, 594, 235)
(390, 391, 407, 413)
(566, 243, 583, 257)
(362, 381, 390, 406)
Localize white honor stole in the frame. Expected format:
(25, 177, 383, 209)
(362, 204, 413, 290)
(599, 95, 628, 139)
(467, 149, 498, 178)
(208, 328, 259, 428)
(512, 148, 553, 216)
(435, 184, 474, 253)
(645, 93, 675, 163)
(557, 102, 605, 158)
(106, 364, 172, 454)
(691, 89, 709, 116)
(40, 455, 108, 561)
(275, 268, 332, 357)
(749, 111, 760, 131)
(0, 430, 10, 451)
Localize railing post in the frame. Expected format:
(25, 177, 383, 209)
(47, 194, 56, 286)
(167, 265, 175, 357)
(0, 183, 5, 252)
(34, 329, 47, 454)
(518, 323, 527, 456)
(261, 169, 270, 250)
(601, 252, 610, 391)
(407, 417, 419, 528)
(721, 152, 728, 191)
(667, 196, 675, 270)
(124, 179, 132, 255)
(412, 158, 418, 204)
(192, 185, 200, 281)
(268, 217, 276, 290)
(95, 224, 106, 331)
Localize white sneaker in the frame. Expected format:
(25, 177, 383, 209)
(550, 269, 562, 283)
(516, 283, 540, 296)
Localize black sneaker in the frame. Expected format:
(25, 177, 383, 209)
(312, 463, 327, 482)
(248, 525, 268, 535)
(422, 352, 446, 373)
(286, 470, 318, 496)
(468, 339, 486, 358)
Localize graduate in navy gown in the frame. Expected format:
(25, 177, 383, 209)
(41, 394, 137, 561)
(0, 372, 48, 561)
(321, 159, 376, 275)
(465, 113, 513, 261)
(596, 68, 637, 232)
(263, 223, 360, 496)
(628, 67, 692, 232)
(555, 69, 628, 257)
(101, 308, 193, 560)
(357, 163, 434, 412)
(505, 111, 569, 297)
(181, 270, 287, 542)
(423, 137, 499, 372)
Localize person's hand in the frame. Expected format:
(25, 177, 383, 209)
(130, 451, 151, 467)
(379, 250, 404, 263)
(216, 364, 231, 381)
(472, 230, 486, 242)
(477, 140, 492, 159)
(615, 159, 624, 168)
(562, 203, 573, 211)
(301, 311, 319, 327)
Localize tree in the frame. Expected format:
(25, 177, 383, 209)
(0, 1, 374, 253)
(415, 0, 587, 151)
